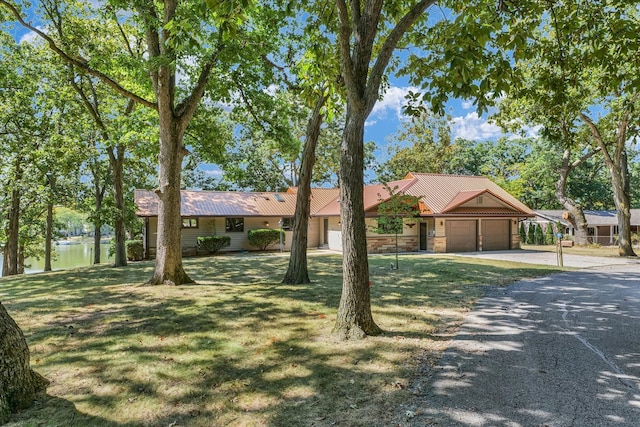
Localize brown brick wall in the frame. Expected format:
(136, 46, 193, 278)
(366, 236, 419, 254)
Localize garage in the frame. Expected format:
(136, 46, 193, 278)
(446, 220, 477, 252)
(482, 219, 511, 251)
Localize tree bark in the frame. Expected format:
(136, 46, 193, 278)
(89, 156, 106, 265)
(0, 303, 48, 424)
(282, 93, 327, 285)
(44, 175, 55, 272)
(4, 159, 21, 277)
(1, 246, 6, 277)
(610, 149, 635, 256)
(580, 112, 637, 257)
(332, 0, 433, 340)
(332, 106, 382, 340)
(555, 147, 591, 245)
(17, 244, 25, 275)
(93, 226, 102, 264)
(108, 145, 128, 267)
(145, 124, 194, 286)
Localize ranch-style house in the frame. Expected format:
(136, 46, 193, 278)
(135, 172, 536, 258)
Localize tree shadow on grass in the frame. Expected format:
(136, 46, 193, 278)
(0, 253, 563, 426)
(6, 393, 127, 427)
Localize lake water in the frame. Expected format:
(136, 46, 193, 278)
(0, 243, 113, 274)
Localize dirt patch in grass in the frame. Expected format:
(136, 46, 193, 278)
(1, 253, 561, 426)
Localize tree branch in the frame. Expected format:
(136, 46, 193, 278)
(366, 0, 434, 113)
(0, 0, 156, 110)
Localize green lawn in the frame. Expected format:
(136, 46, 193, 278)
(1, 253, 561, 427)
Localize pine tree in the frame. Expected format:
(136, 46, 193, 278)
(545, 223, 555, 245)
(519, 222, 527, 246)
(527, 222, 536, 244)
(535, 224, 544, 245)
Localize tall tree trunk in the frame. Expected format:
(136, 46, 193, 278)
(555, 147, 591, 245)
(17, 244, 25, 275)
(580, 112, 637, 257)
(93, 226, 102, 264)
(283, 94, 327, 285)
(1, 245, 6, 277)
(332, 0, 433, 340)
(0, 303, 48, 424)
(90, 157, 106, 265)
(44, 175, 55, 272)
(611, 150, 635, 256)
(145, 126, 194, 286)
(5, 162, 21, 277)
(332, 106, 381, 340)
(108, 145, 128, 267)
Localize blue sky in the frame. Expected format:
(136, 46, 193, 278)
(364, 85, 506, 147)
(9, 10, 537, 186)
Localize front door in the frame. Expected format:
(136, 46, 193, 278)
(419, 222, 427, 250)
(323, 218, 329, 245)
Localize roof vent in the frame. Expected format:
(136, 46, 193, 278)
(274, 194, 286, 202)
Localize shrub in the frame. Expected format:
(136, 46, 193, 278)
(534, 224, 544, 245)
(126, 240, 144, 261)
(248, 228, 285, 250)
(198, 235, 231, 254)
(519, 222, 526, 244)
(544, 223, 555, 245)
(527, 223, 535, 244)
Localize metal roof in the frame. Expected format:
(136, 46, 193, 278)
(135, 189, 297, 217)
(403, 173, 534, 216)
(135, 173, 534, 219)
(535, 209, 640, 227)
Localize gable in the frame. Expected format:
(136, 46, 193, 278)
(403, 173, 535, 216)
(442, 190, 525, 214)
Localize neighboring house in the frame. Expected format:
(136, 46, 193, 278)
(533, 210, 640, 245)
(135, 172, 535, 258)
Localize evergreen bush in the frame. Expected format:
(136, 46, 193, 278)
(248, 228, 285, 250)
(519, 222, 526, 245)
(527, 223, 536, 244)
(198, 235, 231, 254)
(126, 240, 144, 261)
(545, 223, 555, 245)
(534, 224, 544, 245)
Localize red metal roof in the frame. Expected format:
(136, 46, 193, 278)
(403, 173, 534, 216)
(135, 189, 297, 217)
(135, 173, 534, 219)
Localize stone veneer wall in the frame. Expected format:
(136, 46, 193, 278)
(433, 237, 447, 253)
(511, 234, 521, 249)
(366, 236, 419, 254)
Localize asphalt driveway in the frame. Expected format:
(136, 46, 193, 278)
(402, 263, 640, 426)
(450, 249, 638, 269)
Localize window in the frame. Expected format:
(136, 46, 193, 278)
(225, 218, 244, 232)
(182, 218, 198, 228)
(376, 217, 403, 234)
(281, 217, 294, 230)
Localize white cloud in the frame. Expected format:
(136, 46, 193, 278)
(19, 28, 45, 45)
(365, 120, 377, 127)
(523, 124, 543, 139)
(450, 112, 504, 141)
(264, 84, 279, 96)
(371, 86, 419, 120)
(461, 100, 474, 110)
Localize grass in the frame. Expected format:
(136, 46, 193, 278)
(1, 253, 562, 427)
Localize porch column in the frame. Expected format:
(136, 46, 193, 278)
(610, 225, 614, 244)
